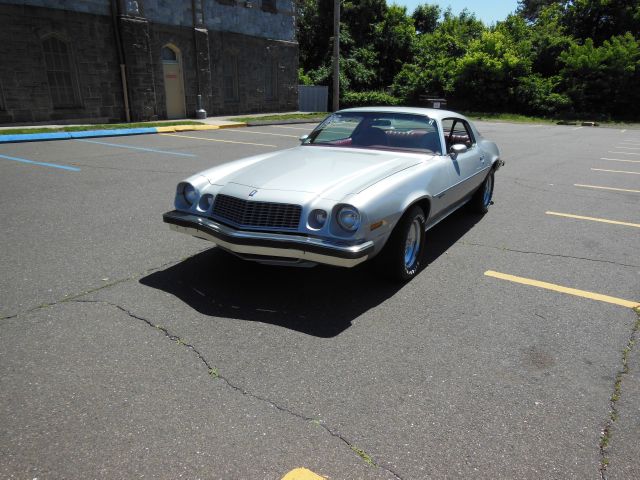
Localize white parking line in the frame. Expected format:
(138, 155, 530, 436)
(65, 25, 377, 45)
(591, 168, 640, 175)
(601, 157, 640, 163)
(614, 146, 640, 150)
(575, 184, 640, 193)
(609, 151, 640, 156)
(572, 126, 583, 130)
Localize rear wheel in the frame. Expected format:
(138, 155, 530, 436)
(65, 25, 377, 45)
(377, 205, 426, 282)
(469, 171, 494, 213)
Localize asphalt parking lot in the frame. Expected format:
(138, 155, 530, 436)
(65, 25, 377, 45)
(1, 120, 639, 479)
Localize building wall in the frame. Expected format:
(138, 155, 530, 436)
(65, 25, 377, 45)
(0, 3, 124, 123)
(0, 0, 296, 40)
(0, 0, 298, 124)
(0, 0, 110, 16)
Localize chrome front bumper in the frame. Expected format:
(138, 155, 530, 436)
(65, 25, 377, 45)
(163, 210, 374, 268)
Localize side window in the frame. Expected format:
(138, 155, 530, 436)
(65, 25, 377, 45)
(223, 56, 239, 102)
(265, 60, 278, 101)
(442, 118, 475, 151)
(42, 36, 80, 108)
(262, 0, 277, 13)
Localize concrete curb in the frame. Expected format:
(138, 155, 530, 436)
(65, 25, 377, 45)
(0, 123, 246, 144)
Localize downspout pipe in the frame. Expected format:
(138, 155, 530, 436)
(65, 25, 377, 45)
(110, 0, 131, 122)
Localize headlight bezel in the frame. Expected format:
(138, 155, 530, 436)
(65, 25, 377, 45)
(198, 193, 214, 212)
(308, 209, 328, 230)
(336, 205, 361, 232)
(179, 182, 198, 206)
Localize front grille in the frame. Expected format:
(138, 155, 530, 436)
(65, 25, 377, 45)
(212, 194, 302, 230)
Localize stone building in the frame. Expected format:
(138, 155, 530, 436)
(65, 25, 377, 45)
(0, 0, 298, 124)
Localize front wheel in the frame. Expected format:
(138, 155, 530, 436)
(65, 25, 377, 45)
(377, 205, 427, 282)
(469, 171, 494, 214)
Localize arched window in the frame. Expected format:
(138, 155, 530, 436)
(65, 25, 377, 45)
(161, 46, 178, 63)
(42, 36, 79, 108)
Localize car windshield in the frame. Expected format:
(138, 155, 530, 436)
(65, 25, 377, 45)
(303, 112, 442, 155)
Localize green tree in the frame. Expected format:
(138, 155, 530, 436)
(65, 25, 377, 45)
(373, 4, 417, 87)
(296, 0, 334, 71)
(559, 33, 640, 116)
(516, 0, 566, 20)
(342, 0, 388, 46)
(391, 9, 485, 100)
(412, 3, 441, 34)
(565, 0, 640, 44)
(453, 29, 531, 111)
(527, 5, 575, 76)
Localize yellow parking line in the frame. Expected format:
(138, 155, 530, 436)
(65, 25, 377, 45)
(601, 157, 640, 163)
(546, 211, 640, 228)
(281, 468, 325, 480)
(224, 129, 299, 138)
(160, 133, 277, 147)
(591, 168, 640, 175)
(273, 125, 316, 131)
(574, 184, 640, 193)
(484, 271, 640, 309)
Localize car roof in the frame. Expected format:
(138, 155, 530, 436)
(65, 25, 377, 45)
(336, 106, 467, 122)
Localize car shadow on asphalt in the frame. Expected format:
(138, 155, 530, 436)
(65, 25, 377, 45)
(140, 208, 483, 338)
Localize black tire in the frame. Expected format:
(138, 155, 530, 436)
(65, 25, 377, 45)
(377, 205, 427, 282)
(469, 170, 494, 214)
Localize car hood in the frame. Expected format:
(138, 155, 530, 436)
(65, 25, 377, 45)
(201, 146, 423, 201)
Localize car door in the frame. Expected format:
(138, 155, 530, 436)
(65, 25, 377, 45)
(441, 117, 486, 204)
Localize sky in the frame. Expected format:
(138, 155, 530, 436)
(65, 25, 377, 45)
(396, 1, 520, 25)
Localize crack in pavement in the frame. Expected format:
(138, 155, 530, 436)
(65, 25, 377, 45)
(599, 307, 640, 479)
(453, 241, 640, 269)
(69, 298, 404, 480)
(0, 250, 209, 322)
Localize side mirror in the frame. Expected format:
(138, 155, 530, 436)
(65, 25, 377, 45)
(449, 144, 467, 157)
(299, 134, 309, 143)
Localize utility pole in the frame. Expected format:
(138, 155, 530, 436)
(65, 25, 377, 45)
(332, 0, 340, 111)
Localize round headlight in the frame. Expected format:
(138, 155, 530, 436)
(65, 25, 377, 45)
(337, 206, 360, 232)
(182, 183, 198, 205)
(198, 194, 214, 211)
(308, 209, 327, 229)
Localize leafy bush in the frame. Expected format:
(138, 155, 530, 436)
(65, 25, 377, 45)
(514, 75, 571, 116)
(298, 68, 314, 86)
(559, 33, 640, 117)
(341, 91, 403, 108)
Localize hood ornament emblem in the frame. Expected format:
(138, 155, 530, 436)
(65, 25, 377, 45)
(249, 189, 258, 197)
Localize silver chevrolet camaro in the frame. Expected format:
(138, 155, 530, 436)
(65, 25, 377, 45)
(163, 107, 503, 281)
